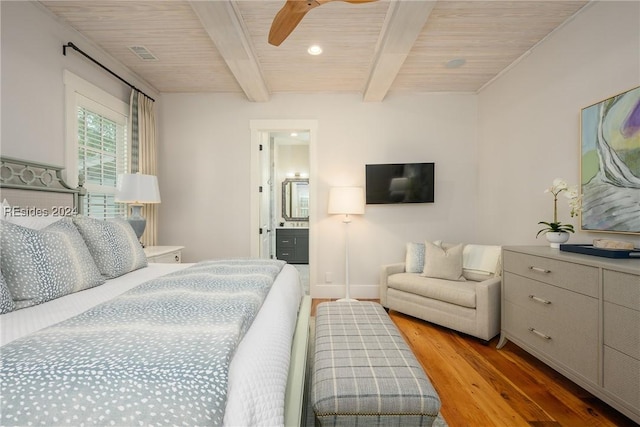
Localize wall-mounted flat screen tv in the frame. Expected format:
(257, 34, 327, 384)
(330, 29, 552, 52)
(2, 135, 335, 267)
(365, 163, 435, 204)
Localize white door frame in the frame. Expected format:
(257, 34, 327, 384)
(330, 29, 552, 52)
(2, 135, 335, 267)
(249, 119, 318, 290)
(258, 130, 273, 259)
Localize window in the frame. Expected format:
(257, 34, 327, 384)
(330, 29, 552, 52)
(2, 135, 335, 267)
(76, 99, 127, 218)
(64, 71, 129, 219)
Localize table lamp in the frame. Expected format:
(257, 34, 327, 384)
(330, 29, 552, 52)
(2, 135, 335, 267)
(115, 173, 161, 240)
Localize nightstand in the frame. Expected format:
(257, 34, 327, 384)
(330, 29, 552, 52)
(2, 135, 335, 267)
(144, 246, 185, 264)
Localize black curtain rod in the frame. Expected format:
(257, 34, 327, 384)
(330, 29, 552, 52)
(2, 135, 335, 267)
(63, 42, 155, 102)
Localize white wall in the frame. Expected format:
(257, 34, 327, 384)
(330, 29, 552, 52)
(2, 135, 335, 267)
(4, 1, 638, 299)
(158, 92, 479, 297)
(0, 1, 158, 166)
(478, 1, 640, 248)
(161, 0, 640, 298)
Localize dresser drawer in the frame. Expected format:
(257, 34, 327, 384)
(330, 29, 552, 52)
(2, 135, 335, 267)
(604, 269, 640, 311)
(276, 237, 295, 247)
(503, 301, 598, 382)
(604, 301, 640, 360)
(604, 346, 640, 411)
(504, 272, 599, 322)
(276, 239, 296, 253)
(149, 250, 182, 263)
(503, 250, 599, 297)
(277, 248, 294, 259)
(144, 246, 184, 264)
(276, 229, 305, 240)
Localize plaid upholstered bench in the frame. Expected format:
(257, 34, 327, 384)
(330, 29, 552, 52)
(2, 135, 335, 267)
(311, 301, 441, 426)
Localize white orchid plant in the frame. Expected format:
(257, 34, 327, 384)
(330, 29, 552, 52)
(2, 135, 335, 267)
(536, 178, 583, 238)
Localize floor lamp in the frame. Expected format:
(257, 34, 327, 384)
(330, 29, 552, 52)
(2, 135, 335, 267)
(328, 187, 365, 302)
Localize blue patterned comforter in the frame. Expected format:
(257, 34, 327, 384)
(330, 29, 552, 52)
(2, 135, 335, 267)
(0, 259, 286, 426)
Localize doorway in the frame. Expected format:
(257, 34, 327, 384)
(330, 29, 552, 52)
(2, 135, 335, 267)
(250, 120, 317, 296)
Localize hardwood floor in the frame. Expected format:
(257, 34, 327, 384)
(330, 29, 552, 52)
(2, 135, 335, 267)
(311, 299, 637, 427)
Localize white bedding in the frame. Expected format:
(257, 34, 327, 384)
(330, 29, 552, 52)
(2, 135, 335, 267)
(0, 262, 304, 426)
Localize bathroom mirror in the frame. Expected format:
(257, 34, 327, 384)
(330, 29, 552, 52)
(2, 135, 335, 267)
(282, 178, 309, 221)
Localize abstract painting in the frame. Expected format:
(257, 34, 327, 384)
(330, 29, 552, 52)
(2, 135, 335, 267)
(581, 86, 640, 234)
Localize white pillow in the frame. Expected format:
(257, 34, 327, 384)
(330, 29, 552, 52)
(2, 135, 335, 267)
(463, 244, 502, 275)
(421, 241, 466, 281)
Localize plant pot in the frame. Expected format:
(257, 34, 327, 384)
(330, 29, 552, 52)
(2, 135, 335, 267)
(545, 232, 570, 248)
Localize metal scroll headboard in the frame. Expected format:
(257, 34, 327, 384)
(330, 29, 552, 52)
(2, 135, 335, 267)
(0, 156, 85, 215)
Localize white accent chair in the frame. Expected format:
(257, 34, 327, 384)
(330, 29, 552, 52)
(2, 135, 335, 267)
(379, 242, 502, 341)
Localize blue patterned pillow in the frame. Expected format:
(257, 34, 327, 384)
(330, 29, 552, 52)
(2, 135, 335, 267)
(405, 242, 425, 273)
(0, 273, 15, 314)
(0, 218, 105, 309)
(73, 216, 147, 279)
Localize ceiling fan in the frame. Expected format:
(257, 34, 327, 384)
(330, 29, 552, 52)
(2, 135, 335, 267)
(268, 0, 378, 46)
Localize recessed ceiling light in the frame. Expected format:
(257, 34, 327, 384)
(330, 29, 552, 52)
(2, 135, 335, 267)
(307, 45, 323, 55)
(445, 58, 466, 69)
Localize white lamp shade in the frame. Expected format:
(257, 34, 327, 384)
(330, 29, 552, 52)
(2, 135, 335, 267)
(115, 173, 161, 204)
(328, 187, 365, 215)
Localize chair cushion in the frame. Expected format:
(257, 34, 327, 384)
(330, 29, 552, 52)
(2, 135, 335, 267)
(388, 272, 477, 308)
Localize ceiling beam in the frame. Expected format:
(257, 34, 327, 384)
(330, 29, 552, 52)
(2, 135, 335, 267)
(190, 1, 269, 102)
(362, 1, 436, 102)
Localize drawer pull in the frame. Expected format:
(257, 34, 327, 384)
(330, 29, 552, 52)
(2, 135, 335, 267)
(175, 255, 180, 262)
(281, 239, 291, 243)
(529, 295, 551, 305)
(528, 266, 550, 274)
(528, 328, 551, 340)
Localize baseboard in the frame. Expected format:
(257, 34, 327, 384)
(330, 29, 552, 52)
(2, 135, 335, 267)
(310, 283, 379, 299)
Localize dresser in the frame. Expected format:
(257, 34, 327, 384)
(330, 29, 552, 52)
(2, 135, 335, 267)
(276, 228, 308, 264)
(499, 246, 639, 423)
(143, 246, 184, 264)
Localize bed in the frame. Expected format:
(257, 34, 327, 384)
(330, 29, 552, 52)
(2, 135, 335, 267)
(0, 156, 311, 426)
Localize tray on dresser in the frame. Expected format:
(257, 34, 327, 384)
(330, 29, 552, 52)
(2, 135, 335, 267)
(560, 244, 640, 259)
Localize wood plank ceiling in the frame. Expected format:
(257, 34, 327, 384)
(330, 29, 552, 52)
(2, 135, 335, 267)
(40, 0, 588, 102)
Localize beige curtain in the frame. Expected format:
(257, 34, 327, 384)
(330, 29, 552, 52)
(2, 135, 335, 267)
(130, 90, 158, 247)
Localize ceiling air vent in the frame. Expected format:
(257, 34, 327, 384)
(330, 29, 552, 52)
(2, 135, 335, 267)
(128, 46, 158, 61)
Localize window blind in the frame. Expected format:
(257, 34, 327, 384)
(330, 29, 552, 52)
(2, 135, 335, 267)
(77, 106, 127, 219)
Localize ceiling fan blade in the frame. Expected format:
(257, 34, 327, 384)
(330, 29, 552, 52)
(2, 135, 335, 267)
(268, 1, 318, 46)
(268, 0, 378, 46)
